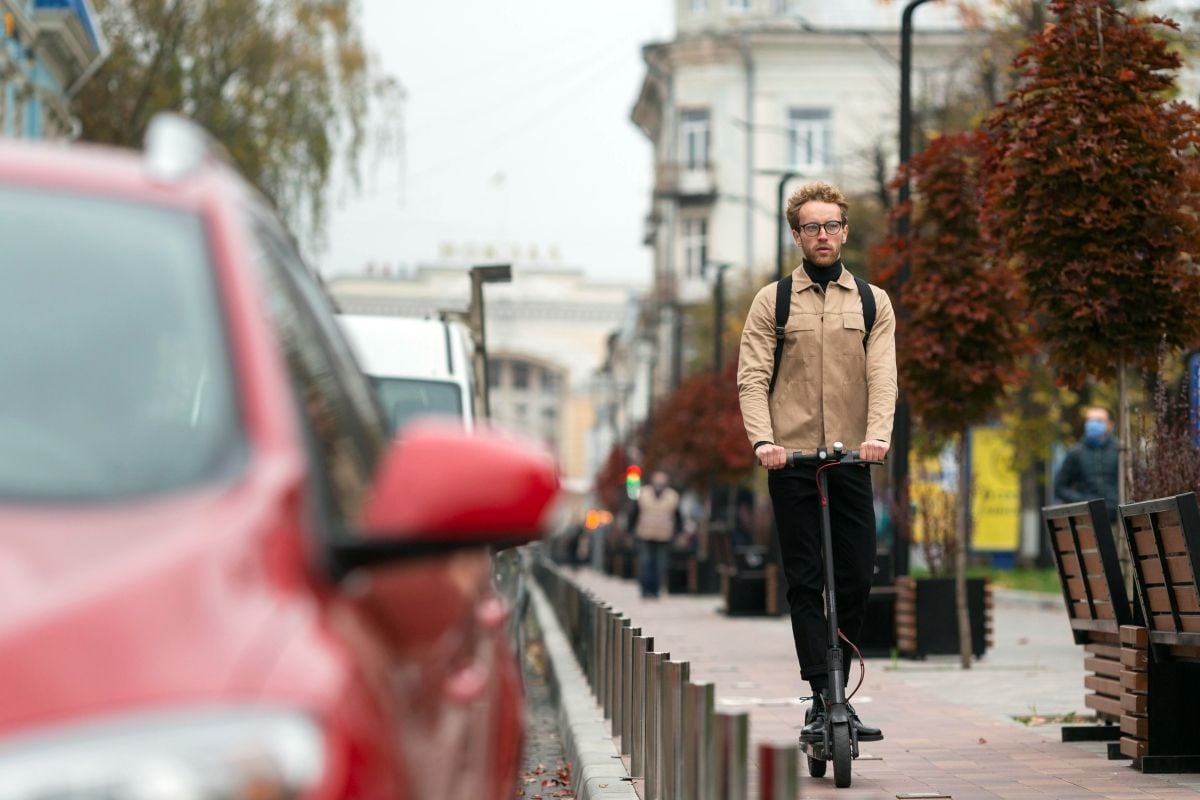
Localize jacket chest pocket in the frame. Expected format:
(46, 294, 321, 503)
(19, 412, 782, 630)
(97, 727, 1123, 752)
(838, 313, 867, 355)
(784, 315, 819, 361)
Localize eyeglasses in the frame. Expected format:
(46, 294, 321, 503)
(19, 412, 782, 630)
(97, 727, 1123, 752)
(797, 220, 845, 237)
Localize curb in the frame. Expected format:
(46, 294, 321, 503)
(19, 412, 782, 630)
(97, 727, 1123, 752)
(529, 579, 638, 800)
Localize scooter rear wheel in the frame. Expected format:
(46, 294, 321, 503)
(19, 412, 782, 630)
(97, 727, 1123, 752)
(832, 721, 852, 787)
(807, 753, 827, 778)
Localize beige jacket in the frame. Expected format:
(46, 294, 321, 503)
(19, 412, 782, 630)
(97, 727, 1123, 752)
(635, 486, 680, 542)
(737, 265, 897, 452)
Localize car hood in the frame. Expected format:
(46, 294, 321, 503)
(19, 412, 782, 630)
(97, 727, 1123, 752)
(0, 480, 312, 738)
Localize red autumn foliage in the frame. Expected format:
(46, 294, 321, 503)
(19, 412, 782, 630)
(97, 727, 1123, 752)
(981, 0, 1200, 384)
(642, 361, 754, 489)
(592, 442, 629, 513)
(875, 130, 1029, 439)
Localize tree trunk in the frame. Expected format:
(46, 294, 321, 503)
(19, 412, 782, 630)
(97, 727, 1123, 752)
(956, 431, 974, 669)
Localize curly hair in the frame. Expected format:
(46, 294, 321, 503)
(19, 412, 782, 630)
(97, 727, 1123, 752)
(785, 182, 849, 231)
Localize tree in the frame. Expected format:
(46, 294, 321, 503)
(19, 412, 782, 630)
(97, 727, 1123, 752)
(642, 361, 754, 492)
(982, 0, 1200, 508)
(876, 129, 1029, 667)
(76, 0, 400, 238)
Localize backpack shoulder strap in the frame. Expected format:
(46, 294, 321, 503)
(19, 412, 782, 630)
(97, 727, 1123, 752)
(854, 275, 876, 349)
(769, 276, 792, 395)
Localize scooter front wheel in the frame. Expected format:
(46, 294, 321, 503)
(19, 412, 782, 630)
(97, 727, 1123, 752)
(832, 721, 852, 788)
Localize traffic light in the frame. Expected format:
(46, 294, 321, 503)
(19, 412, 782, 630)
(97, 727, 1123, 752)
(625, 465, 642, 500)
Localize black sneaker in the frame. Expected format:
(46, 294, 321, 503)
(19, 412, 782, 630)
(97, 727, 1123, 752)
(799, 697, 826, 743)
(848, 703, 883, 742)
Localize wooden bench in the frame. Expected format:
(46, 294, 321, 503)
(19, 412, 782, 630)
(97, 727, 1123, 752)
(1116, 492, 1200, 773)
(710, 524, 780, 616)
(1042, 498, 1132, 751)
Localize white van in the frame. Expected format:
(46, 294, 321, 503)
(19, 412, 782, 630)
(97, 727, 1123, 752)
(337, 314, 479, 433)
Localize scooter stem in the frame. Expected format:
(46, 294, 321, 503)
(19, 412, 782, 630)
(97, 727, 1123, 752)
(818, 467, 847, 706)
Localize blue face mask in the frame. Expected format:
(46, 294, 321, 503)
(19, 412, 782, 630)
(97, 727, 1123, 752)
(1084, 418, 1108, 444)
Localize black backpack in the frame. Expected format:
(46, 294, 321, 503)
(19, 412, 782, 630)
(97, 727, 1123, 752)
(768, 274, 876, 395)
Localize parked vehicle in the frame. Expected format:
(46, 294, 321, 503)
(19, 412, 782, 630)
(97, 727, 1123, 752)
(0, 114, 558, 800)
(337, 314, 480, 433)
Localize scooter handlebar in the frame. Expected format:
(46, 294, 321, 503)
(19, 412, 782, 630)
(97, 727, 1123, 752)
(785, 447, 885, 468)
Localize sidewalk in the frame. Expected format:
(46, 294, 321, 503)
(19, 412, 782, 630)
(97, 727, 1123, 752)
(561, 567, 1200, 800)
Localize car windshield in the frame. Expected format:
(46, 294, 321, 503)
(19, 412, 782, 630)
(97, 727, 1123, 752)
(0, 187, 242, 502)
(370, 377, 462, 433)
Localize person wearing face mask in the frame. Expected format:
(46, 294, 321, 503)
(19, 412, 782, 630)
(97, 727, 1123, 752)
(628, 470, 682, 598)
(1054, 407, 1120, 521)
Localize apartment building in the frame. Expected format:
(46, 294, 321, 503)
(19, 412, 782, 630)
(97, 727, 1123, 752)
(1, 0, 104, 139)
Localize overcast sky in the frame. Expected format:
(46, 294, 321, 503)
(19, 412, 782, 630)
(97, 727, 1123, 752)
(318, 1, 674, 286)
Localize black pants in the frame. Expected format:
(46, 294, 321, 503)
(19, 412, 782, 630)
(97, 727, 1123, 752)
(768, 464, 876, 683)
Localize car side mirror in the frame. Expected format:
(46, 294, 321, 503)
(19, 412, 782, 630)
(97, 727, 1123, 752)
(335, 421, 559, 569)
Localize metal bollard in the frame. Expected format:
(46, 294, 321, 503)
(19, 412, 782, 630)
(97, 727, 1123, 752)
(620, 626, 640, 753)
(660, 660, 690, 800)
(711, 711, 749, 800)
(630, 635, 654, 777)
(684, 682, 715, 800)
(758, 742, 799, 800)
(603, 613, 614, 719)
(612, 617, 630, 736)
(587, 600, 597, 692)
(643, 651, 668, 800)
(606, 614, 622, 725)
(592, 609, 604, 705)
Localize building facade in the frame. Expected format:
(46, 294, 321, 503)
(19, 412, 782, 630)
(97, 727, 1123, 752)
(631, 0, 978, 395)
(1, 0, 104, 139)
(326, 264, 646, 494)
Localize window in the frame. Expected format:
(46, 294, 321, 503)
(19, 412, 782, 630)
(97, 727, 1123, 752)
(0, 188, 242, 501)
(680, 109, 710, 169)
(512, 362, 530, 390)
(728, 0, 751, 12)
(691, 0, 708, 11)
(682, 218, 708, 279)
(772, 0, 789, 12)
(371, 377, 463, 433)
(252, 220, 385, 523)
(541, 370, 561, 393)
(788, 108, 833, 172)
(488, 357, 502, 388)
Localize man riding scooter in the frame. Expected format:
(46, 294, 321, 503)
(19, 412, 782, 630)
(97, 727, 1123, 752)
(736, 182, 898, 748)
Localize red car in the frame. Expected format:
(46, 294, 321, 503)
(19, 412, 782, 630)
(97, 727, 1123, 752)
(0, 115, 558, 798)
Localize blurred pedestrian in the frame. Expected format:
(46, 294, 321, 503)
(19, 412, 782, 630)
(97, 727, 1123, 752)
(628, 470, 682, 598)
(737, 181, 896, 744)
(1054, 406, 1119, 521)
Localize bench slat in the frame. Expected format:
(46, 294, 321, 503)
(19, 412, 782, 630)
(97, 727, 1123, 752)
(1132, 525, 1188, 558)
(1083, 655, 1122, 678)
(1085, 693, 1122, 720)
(1138, 554, 1196, 586)
(1146, 585, 1200, 615)
(1084, 674, 1122, 696)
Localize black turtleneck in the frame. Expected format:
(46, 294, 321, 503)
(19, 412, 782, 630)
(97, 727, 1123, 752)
(803, 258, 843, 292)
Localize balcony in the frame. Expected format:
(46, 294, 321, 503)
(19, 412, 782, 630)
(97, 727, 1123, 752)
(654, 162, 717, 202)
(32, 0, 103, 88)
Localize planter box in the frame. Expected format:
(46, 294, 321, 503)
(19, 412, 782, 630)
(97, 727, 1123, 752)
(896, 576, 993, 658)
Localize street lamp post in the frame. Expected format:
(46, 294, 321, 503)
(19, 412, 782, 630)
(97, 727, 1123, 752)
(775, 171, 800, 281)
(710, 263, 731, 374)
(469, 263, 512, 419)
(891, 0, 935, 577)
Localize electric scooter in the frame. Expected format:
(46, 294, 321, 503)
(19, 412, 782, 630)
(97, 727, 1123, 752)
(787, 443, 883, 789)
